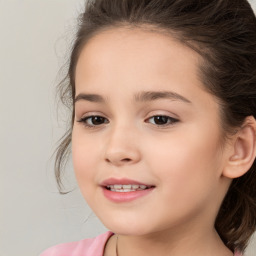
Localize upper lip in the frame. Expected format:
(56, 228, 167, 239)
(100, 178, 155, 187)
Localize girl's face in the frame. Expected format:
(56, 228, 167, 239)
(72, 28, 231, 236)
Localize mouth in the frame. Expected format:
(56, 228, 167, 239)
(105, 184, 155, 192)
(100, 178, 156, 202)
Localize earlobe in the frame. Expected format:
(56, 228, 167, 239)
(223, 116, 256, 179)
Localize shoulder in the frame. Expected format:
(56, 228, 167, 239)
(39, 231, 114, 256)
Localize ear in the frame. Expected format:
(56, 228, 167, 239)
(222, 116, 256, 179)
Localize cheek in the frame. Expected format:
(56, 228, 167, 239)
(71, 129, 99, 192)
(147, 141, 222, 223)
(147, 124, 222, 197)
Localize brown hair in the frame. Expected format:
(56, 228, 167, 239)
(54, 0, 256, 252)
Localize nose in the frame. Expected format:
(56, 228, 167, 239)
(104, 125, 141, 166)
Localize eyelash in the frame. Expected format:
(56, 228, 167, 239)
(77, 115, 179, 129)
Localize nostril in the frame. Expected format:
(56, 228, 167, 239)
(105, 158, 131, 163)
(122, 158, 131, 162)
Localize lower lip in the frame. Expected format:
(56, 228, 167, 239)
(102, 187, 155, 203)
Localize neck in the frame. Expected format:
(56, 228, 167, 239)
(114, 227, 233, 256)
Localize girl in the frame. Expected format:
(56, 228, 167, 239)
(40, 0, 256, 255)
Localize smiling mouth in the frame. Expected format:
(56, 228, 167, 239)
(105, 184, 155, 192)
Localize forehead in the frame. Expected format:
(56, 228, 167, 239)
(75, 27, 203, 93)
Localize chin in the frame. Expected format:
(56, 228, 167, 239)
(101, 218, 155, 236)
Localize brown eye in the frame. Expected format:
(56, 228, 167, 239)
(77, 115, 109, 127)
(88, 116, 106, 125)
(147, 115, 179, 126)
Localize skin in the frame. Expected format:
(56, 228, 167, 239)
(72, 27, 236, 256)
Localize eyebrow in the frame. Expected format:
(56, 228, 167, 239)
(74, 90, 192, 104)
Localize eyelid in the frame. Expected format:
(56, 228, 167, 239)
(76, 111, 107, 120)
(144, 109, 180, 119)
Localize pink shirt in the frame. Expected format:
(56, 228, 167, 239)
(39, 231, 114, 256)
(39, 231, 242, 256)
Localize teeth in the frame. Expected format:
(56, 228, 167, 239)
(106, 184, 150, 192)
(121, 185, 131, 189)
(114, 185, 122, 189)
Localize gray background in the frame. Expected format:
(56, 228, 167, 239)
(1, 1, 255, 255)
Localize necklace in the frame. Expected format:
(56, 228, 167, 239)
(116, 235, 119, 256)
